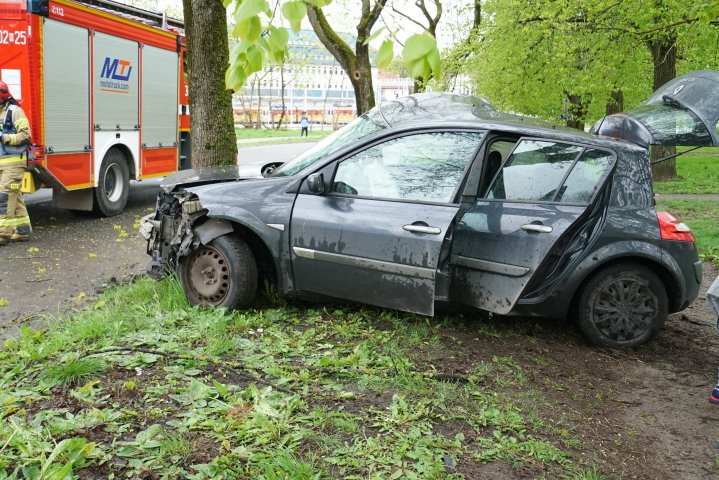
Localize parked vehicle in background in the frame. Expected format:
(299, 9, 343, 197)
(0, 0, 189, 216)
(143, 71, 718, 347)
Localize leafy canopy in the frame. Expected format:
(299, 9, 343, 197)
(225, 0, 441, 91)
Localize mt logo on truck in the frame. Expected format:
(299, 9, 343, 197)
(100, 57, 133, 83)
(0, 0, 190, 216)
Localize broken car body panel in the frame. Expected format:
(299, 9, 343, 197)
(144, 87, 703, 337)
(591, 70, 719, 148)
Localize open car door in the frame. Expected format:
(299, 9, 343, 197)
(591, 70, 719, 148)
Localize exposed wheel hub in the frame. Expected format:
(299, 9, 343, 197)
(591, 277, 658, 342)
(185, 246, 231, 304)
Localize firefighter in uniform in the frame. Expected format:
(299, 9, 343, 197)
(0, 81, 32, 244)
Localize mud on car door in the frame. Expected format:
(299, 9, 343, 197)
(450, 138, 615, 314)
(290, 130, 485, 315)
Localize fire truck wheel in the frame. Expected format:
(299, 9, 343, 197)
(178, 234, 258, 309)
(94, 149, 130, 217)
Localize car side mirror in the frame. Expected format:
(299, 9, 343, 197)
(306, 173, 326, 194)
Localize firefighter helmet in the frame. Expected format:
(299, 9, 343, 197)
(0, 81, 13, 102)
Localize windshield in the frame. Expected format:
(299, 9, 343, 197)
(272, 114, 386, 176)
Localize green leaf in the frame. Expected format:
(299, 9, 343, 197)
(233, 15, 262, 42)
(234, 0, 270, 23)
(402, 33, 436, 62)
(222, 0, 232, 7)
(268, 26, 289, 51)
(246, 45, 264, 74)
(226, 64, 248, 91)
(402, 33, 439, 80)
(305, 0, 331, 6)
(375, 39, 394, 69)
(363, 26, 385, 45)
(231, 40, 252, 59)
(281, 1, 306, 33)
(267, 26, 290, 64)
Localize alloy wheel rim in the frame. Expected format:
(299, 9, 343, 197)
(591, 276, 657, 342)
(185, 246, 231, 305)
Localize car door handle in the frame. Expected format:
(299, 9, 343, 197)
(521, 224, 553, 233)
(403, 224, 442, 235)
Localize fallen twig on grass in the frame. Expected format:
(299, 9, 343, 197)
(82, 346, 473, 386)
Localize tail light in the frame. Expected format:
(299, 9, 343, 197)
(657, 211, 695, 242)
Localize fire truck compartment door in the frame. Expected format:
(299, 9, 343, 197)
(43, 19, 90, 153)
(141, 46, 179, 148)
(93, 33, 139, 131)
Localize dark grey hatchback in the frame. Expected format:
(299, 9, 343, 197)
(142, 70, 718, 347)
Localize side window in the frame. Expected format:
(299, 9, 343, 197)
(487, 140, 583, 202)
(331, 131, 485, 203)
(555, 149, 614, 204)
(487, 139, 614, 204)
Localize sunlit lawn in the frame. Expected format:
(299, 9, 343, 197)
(655, 198, 719, 265)
(653, 148, 719, 194)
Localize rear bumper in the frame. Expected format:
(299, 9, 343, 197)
(662, 240, 702, 312)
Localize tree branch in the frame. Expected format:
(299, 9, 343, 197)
(305, 4, 357, 74)
(358, 0, 388, 38)
(392, 4, 426, 30)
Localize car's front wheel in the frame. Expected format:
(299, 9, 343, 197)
(178, 234, 258, 309)
(576, 263, 668, 347)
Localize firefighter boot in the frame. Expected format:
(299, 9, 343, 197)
(8, 178, 31, 242)
(0, 165, 31, 242)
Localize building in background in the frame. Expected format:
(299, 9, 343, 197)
(234, 30, 414, 129)
(234, 29, 478, 130)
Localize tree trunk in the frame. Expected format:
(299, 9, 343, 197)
(183, 0, 237, 168)
(648, 36, 677, 181)
(565, 93, 589, 131)
(605, 89, 623, 115)
(306, 2, 383, 117)
(351, 46, 375, 115)
(277, 65, 286, 130)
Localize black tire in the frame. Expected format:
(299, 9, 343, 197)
(576, 263, 668, 347)
(178, 234, 258, 309)
(94, 148, 130, 217)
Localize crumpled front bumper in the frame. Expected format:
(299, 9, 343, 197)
(141, 190, 208, 278)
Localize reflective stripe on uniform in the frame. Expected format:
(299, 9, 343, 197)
(0, 156, 24, 165)
(0, 216, 31, 227)
(14, 118, 29, 131)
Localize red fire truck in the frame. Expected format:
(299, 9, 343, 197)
(0, 0, 190, 216)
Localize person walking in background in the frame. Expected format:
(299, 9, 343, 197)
(300, 112, 309, 137)
(0, 81, 32, 244)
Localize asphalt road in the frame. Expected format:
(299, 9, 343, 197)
(0, 142, 314, 326)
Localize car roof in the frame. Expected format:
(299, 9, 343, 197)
(376, 92, 647, 154)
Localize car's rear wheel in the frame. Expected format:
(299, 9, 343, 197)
(576, 263, 668, 347)
(178, 234, 258, 309)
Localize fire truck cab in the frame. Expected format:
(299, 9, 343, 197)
(0, 0, 190, 216)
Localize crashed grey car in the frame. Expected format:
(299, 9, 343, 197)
(143, 71, 719, 347)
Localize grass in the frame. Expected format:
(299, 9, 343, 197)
(653, 148, 719, 194)
(236, 127, 333, 141)
(655, 198, 719, 265)
(0, 277, 613, 479)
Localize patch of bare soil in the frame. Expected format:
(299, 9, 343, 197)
(429, 261, 719, 479)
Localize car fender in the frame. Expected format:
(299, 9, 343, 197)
(193, 218, 234, 245)
(515, 239, 685, 319)
(565, 239, 685, 306)
(198, 203, 292, 294)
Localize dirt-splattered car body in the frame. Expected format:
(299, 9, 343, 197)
(143, 75, 719, 345)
